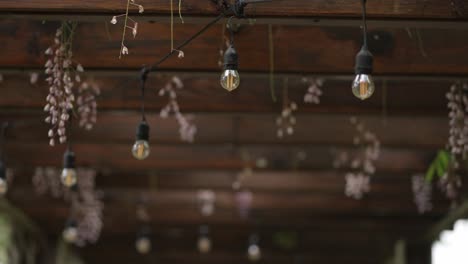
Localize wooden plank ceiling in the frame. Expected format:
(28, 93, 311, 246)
(1, 0, 467, 263)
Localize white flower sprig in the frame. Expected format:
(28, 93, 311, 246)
(302, 77, 324, 104)
(43, 22, 83, 146)
(77, 81, 100, 130)
(411, 174, 433, 214)
(276, 101, 297, 138)
(158, 76, 197, 143)
(111, 0, 144, 58)
(335, 117, 381, 200)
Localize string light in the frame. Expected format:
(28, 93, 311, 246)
(62, 218, 78, 243)
(135, 226, 152, 255)
(197, 225, 212, 254)
(220, 21, 240, 92)
(132, 68, 151, 160)
(0, 160, 7, 196)
(352, 0, 375, 100)
(61, 149, 77, 188)
(0, 123, 7, 195)
(247, 234, 262, 262)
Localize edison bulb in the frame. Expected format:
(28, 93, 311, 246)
(132, 140, 150, 160)
(0, 177, 7, 195)
(61, 168, 77, 187)
(135, 236, 151, 254)
(198, 236, 212, 253)
(352, 74, 375, 100)
(62, 226, 78, 243)
(248, 244, 261, 262)
(220, 70, 240, 92)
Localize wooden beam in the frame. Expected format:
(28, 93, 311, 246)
(0, 111, 448, 148)
(0, 73, 450, 116)
(2, 20, 468, 75)
(3, 141, 434, 172)
(0, 0, 463, 20)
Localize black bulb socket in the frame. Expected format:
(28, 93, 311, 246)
(0, 160, 5, 180)
(65, 218, 78, 229)
(136, 121, 150, 141)
(223, 45, 239, 71)
(354, 45, 374, 75)
(199, 225, 210, 236)
(249, 234, 260, 245)
(137, 225, 151, 239)
(63, 150, 76, 169)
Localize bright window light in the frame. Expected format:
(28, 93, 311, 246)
(432, 219, 468, 264)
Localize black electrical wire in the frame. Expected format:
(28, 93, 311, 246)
(147, 13, 226, 72)
(361, 0, 368, 48)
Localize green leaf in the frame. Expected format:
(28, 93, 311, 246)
(426, 163, 436, 182)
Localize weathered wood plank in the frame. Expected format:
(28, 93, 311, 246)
(2, 20, 468, 75)
(0, 0, 461, 20)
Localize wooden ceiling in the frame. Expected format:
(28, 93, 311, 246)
(1, 0, 468, 263)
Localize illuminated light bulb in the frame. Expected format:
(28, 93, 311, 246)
(0, 161, 7, 195)
(62, 219, 78, 243)
(61, 150, 77, 188)
(352, 74, 375, 100)
(198, 236, 212, 253)
(132, 121, 150, 160)
(198, 225, 212, 254)
(353, 0, 375, 101)
(248, 244, 261, 262)
(247, 234, 261, 262)
(220, 45, 240, 92)
(135, 235, 151, 254)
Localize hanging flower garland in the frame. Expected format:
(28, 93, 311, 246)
(32, 167, 103, 246)
(302, 77, 324, 104)
(44, 22, 84, 146)
(411, 174, 433, 214)
(76, 81, 100, 130)
(276, 79, 297, 138)
(158, 76, 197, 143)
(333, 117, 381, 200)
(424, 82, 467, 205)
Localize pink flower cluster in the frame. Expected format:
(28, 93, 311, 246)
(77, 81, 100, 130)
(446, 82, 468, 157)
(411, 174, 433, 214)
(43, 24, 84, 146)
(302, 77, 324, 104)
(32, 167, 103, 246)
(276, 102, 297, 138)
(158, 76, 197, 142)
(335, 117, 381, 200)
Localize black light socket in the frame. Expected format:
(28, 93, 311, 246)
(0, 160, 5, 180)
(223, 45, 239, 71)
(249, 234, 260, 245)
(136, 121, 150, 141)
(355, 46, 374, 75)
(199, 225, 210, 236)
(137, 225, 152, 239)
(65, 218, 78, 229)
(63, 150, 76, 169)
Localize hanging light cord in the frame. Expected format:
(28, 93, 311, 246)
(0, 123, 8, 160)
(140, 67, 149, 122)
(361, 0, 368, 48)
(67, 110, 73, 151)
(227, 16, 235, 46)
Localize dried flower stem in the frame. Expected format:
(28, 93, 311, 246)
(119, 0, 131, 59)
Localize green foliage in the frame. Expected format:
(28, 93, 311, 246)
(272, 231, 298, 250)
(426, 150, 451, 182)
